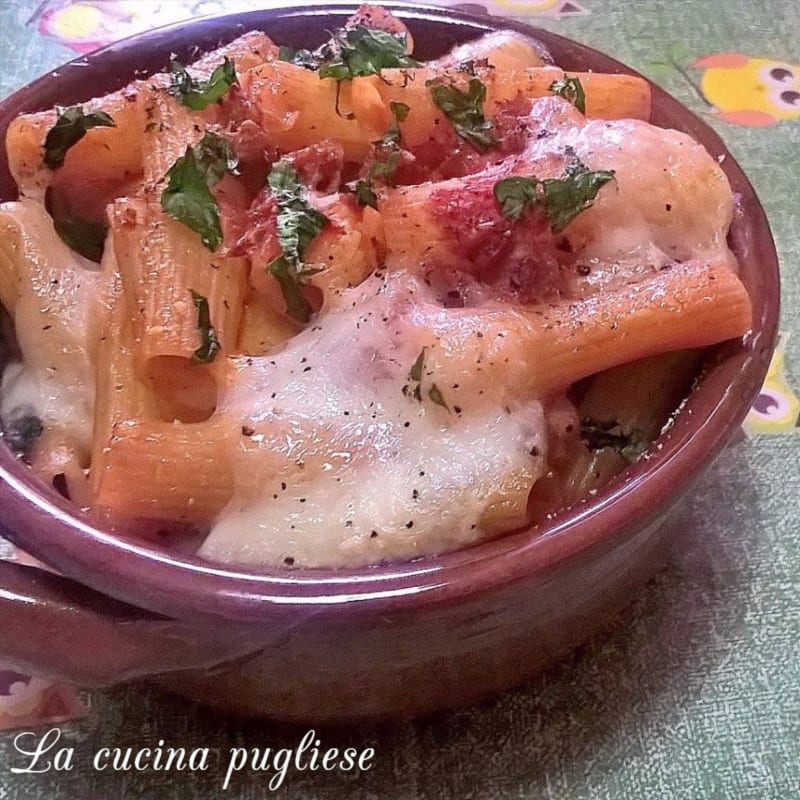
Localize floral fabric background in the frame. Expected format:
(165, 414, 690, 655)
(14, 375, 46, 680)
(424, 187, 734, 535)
(0, 1, 798, 798)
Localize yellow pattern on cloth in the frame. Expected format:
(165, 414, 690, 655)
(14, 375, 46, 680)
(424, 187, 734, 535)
(694, 53, 800, 126)
(743, 333, 800, 435)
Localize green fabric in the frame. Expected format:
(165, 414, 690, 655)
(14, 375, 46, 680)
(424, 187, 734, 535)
(0, 1, 798, 797)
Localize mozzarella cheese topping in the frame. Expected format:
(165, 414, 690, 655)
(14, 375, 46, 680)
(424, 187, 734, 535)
(203, 274, 547, 568)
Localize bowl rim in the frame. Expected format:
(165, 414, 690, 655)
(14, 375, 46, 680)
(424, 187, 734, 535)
(0, 2, 780, 624)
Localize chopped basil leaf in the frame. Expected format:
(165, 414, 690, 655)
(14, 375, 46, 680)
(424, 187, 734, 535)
(388, 100, 410, 126)
(403, 348, 425, 401)
(268, 161, 329, 267)
(320, 27, 418, 79)
(428, 384, 449, 411)
(493, 176, 539, 221)
(356, 180, 379, 209)
(168, 57, 237, 110)
(541, 159, 615, 233)
(281, 25, 418, 80)
(43, 106, 115, 169)
(278, 45, 320, 70)
(266, 161, 329, 323)
(579, 417, 646, 463)
(193, 130, 240, 185)
(160, 132, 238, 251)
(161, 148, 221, 250)
(3, 411, 43, 459)
(404, 350, 448, 410)
(426, 77, 497, 151)
(549, 76, 586, 114)
(189, 290, 220, 364)
(409, 349, 425, 383)
(373, 148, 402, 178)
(493, 158, 614, 232)
(378, 100, 410, 152)
(356, 101, 409, 208)
(268, 257, 317, 324)
(356, 148, 401, 208)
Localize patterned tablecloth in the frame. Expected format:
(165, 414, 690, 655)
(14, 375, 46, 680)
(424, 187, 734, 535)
(0, 1, 798, 798)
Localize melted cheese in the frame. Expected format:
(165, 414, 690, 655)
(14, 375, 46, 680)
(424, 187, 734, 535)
(0, 201, 100, 461)
(521, 102, 737, 275)
(201, 274, 546, 568)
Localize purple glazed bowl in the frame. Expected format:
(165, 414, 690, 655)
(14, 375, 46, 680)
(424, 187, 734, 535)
(0, 3, 779, 721)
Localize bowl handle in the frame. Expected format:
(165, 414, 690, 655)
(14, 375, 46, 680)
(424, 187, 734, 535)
(0, 559, 260, 686)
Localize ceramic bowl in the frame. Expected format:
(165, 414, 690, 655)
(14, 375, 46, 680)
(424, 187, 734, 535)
(0, 3, 779, 721)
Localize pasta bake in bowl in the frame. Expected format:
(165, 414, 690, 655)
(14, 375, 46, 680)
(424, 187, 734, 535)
(0, 3, 778, 720)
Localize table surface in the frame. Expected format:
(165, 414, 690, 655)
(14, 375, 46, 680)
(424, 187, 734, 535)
(0, 1, 798, 798)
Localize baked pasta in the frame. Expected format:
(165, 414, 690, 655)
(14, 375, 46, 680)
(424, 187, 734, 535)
(0, 6, 751, 568)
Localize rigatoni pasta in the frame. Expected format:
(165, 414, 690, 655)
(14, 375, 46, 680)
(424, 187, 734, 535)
(0, 6, 751, 569)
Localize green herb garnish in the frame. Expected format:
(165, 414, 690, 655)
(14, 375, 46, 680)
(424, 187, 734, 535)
(168, 57, 237, 111)
(426, 77, 497, 151)
(320, 26, 419, 79)
(409, 349, 425, 382)
(268, 258, 323, 324)
(493, 176, 539, 221)
(355, 181, 379, 209)
(403, 349, 449, 410)
(278, 45, 320, 70)
(160, 131, 238, 251)
(541, 159, 615, 232)
(189, 290, 220, 364)
(192, 130, 239, 184)
(493, 157, 615, 232)
(266, 161, 329, 323)
(404, 348, 425, 401)
(268, 161, 329, 268)
(356, 101, 410, 209)
(579, 417, 646, 463)
(3, 411, 43, 459)
(53, 217, 108, 263)
(280, 25, 419, 80)
(161, 147, 222, 251)
(43, 106, 115, 169)
(549, 76, 586, 114)
(385, 100, 410, 136)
